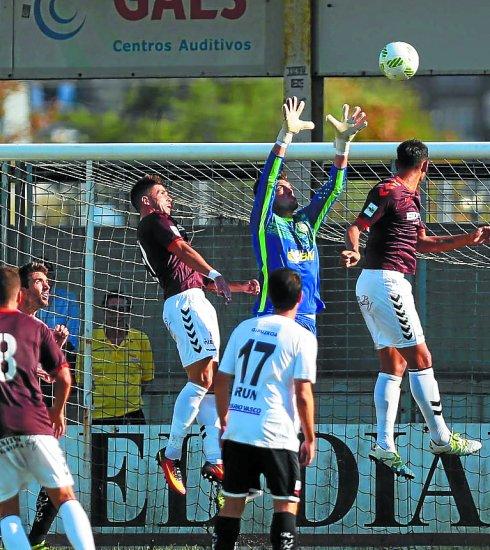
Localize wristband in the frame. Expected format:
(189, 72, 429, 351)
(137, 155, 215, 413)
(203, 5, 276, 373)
(207, 269, 222, 281)
(276, 127, 293, 145)
(335, 139, 350, 156)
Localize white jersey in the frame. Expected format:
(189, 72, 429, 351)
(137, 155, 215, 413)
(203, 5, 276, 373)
(219, 314, 317, 451)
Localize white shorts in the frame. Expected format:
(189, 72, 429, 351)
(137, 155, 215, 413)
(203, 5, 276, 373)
(163, 288, 220, 368)
(0, 435, 74, 502)
(356, 269, 425, 350)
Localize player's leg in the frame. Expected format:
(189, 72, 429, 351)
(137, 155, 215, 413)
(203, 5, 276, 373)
(212, 497, 246, 550)
(44, 487, 94, 550)
(29, 486, 58, 549)
(369, 346, 415, 478)
(157, 356, 214, 494)
(194, 291, 223, 480)
(197, 361, 224, 483)
(27, 435, 94, 550)
(398, 343, 481, 456)
(263, 448, 301, 550)
(158, 289, 221, 493)
(271, 501, 298, 550)
(0, 495, 31, 550)
(0, 438, 34, 549)
(357, 270, 420, 477)
(213, 441, 259, 549)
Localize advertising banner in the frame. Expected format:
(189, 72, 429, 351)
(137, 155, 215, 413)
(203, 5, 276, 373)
(21, 423, 490, 544)
(13, 0, 283, 78)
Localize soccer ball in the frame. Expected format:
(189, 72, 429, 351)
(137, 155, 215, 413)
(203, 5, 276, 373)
(379, 42, 419, 81)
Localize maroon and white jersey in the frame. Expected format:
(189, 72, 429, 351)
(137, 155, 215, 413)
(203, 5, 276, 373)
(355, 176, 425, 275)
(0, 309, 67, 438)
(137, 212, 204, 300)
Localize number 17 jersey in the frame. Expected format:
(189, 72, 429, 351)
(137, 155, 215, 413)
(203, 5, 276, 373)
(219, 314, 317, 452)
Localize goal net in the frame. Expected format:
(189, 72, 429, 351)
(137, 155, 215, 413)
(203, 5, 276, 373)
(0, 142, 489, 548)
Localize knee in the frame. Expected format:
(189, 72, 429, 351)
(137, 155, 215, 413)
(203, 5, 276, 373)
(411, 349, 432, 371)
(45, 486, 76, 509)
(195, 369, 213, 389)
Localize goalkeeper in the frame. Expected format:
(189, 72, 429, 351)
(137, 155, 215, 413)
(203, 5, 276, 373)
(250, 97, 367, 334)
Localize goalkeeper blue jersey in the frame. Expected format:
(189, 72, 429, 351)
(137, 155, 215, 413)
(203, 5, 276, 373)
(250, 149, 347, 316)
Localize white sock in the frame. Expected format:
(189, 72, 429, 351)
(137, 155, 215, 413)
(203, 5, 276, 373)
(374, 372, 402, 452)
(409, 368, 451, 445)
(0, 515, 30, 550)
(196, 393, 222, 464)
(165, 381, 208, 460)
(58, 499, 95, 550)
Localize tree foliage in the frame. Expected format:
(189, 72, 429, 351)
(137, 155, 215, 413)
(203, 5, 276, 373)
(60, 77, 452, 143)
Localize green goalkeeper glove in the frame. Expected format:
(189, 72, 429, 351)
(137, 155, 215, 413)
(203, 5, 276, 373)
(326, 104, 368, 156)
(277, 96, 315, 145)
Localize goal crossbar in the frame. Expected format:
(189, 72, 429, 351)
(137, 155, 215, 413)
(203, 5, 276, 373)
(0, 141, 490, 161)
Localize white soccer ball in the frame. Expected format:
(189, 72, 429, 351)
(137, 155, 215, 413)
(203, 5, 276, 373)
(379, 42, 419, 81)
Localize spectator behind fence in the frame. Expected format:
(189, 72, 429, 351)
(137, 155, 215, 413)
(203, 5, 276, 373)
(78, 291, 155, 424)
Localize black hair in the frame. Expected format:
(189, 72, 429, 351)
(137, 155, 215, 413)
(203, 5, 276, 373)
(0, 265, 20, 306)
(18, 262, 49, 289)
(396, 139, 429, 169)
(130, 174, 165, 211)
(102, 291, 132, 312)
(268, 268, 302, 311)
(253, 170, 289, 196)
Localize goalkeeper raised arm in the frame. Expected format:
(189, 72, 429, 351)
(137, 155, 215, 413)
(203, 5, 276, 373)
(250, 96, 367, 334)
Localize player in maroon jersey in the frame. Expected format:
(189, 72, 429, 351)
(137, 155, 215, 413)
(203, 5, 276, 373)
(0, 266, 95, 550)
(131, 174, 259, 495)
(17, 261, 70, 550)
(341, 139, 490, 478)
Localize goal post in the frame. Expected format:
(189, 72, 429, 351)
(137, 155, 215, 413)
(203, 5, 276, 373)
(0, 142, 489, 547)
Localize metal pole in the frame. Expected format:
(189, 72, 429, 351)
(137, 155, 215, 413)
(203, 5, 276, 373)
(82, 160, 95, 515)
(25, 163, 34, 258)
(0, 163, 9, 264)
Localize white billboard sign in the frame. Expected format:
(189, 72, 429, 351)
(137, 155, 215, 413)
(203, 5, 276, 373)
(12, 0, 283, 78)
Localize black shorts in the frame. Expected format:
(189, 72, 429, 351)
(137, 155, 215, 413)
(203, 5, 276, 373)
(222, 440, 301, 502)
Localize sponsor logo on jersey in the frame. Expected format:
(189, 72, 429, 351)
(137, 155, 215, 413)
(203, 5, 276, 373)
(363, 202, 378, 217)
(295, 222, 309, 234)
(229, 403, 262, 415)
(287, 249, 315, 263)
(406, 211, 420, 221)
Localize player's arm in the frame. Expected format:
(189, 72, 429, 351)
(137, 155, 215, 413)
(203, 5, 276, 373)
(205, 279, 260, 295)
(251, 97, 314, 229)
(214, 331, 238, 434)
(341, 223, 364, 267)
(168, 238, 231, 303)
(214, 371, 233, 434)
(295, 380, 316, 467)
(416, 225, 490, 253)
(40, 324, 72, 437)
(51, 366, 72, 438)
(304, 105, 367, 230)
(340, 185, 389, 268)
(294, 332, 318, 467)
